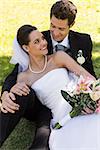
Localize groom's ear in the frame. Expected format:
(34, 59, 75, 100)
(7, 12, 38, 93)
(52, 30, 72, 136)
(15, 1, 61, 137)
(69, 21, 75, 28)
(22, 45, 29, 52)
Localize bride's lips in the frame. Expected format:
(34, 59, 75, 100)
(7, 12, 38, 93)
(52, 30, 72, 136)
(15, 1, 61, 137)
(41, 47, 47, 51)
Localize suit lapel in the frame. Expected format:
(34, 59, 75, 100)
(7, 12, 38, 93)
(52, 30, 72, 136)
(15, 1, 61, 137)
(68, 30, 78, 60)
(47, 30, 79, 57)
(43, 30, 79, 58)
(45, 31, 53, 55)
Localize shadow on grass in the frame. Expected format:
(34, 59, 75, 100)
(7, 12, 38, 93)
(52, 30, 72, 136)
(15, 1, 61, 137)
(93, 42, 100, 52)
(92, 42, 100, 77)
(1, 119, 36, 150)
(0, 56, 14, 90)
(93, 57, 100, 77)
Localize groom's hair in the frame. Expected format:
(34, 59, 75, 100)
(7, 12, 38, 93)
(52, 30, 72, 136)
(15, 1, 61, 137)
(17, 25, 37, 48)
(50, 1, 77, 26)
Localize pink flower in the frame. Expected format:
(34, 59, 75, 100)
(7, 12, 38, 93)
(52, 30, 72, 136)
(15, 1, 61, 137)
(90, 91, 100, 101)
(76, 76, 94, 94)
(95, 103, 100, 113)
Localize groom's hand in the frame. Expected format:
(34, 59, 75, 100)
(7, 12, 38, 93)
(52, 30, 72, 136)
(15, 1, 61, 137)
(0, 82, 30, 113)
(10, 82, 30, 96)
(1, 91, 19, 113)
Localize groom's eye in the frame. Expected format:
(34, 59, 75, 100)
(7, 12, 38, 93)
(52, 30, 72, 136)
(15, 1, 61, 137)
(51, 23, 56, 29)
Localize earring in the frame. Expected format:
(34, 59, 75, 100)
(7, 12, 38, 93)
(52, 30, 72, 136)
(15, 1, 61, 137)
(24, 48, 29, 52)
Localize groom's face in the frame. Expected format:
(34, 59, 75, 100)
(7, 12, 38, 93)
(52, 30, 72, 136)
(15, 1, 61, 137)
(50, 15, 70, 42)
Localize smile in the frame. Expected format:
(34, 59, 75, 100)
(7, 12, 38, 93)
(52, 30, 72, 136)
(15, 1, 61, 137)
(41, 47, 47, 50)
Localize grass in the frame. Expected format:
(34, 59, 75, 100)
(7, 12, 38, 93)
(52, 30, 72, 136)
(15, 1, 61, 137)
(1, 119, 36, 150)
(0, 0, 100, 149)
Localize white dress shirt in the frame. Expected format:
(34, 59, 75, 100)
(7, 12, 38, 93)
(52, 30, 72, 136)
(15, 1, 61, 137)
(51, 34, 70, 52)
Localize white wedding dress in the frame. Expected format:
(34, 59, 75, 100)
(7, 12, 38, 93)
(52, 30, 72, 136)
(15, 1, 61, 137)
(32, 68, 100, 150)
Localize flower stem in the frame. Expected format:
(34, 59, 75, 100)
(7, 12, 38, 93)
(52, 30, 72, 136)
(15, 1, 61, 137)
(53, 122, 62, 129)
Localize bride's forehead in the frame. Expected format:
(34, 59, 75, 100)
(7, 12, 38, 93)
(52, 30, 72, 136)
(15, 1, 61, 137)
(29, 30, 43, 39)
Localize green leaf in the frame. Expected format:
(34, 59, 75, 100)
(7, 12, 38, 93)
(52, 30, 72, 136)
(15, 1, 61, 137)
(70, 106, 82, 118)
(54, 122, 62, 129)
(61, 90, 78, 107)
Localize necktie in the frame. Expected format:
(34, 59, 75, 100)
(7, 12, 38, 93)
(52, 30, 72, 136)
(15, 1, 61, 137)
(55, 44, 68, 52)
(55, 44, 72, 57)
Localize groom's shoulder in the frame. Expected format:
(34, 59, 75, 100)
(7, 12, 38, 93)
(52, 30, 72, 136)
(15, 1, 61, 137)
(12, 63, 19, 74)
(70, 30, 91, 40)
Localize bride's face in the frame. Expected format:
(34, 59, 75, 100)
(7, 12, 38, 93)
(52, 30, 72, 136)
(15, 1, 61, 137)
(26, 30, 48, 56)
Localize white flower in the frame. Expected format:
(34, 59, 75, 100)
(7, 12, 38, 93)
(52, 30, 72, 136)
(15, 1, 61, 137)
(90, 79, 100, 101)
(90, 91, 100, 101)
(77, 50, 85, 65)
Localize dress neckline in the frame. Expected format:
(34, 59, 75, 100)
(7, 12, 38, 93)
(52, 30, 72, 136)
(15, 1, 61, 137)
(31, 68, 66, 87)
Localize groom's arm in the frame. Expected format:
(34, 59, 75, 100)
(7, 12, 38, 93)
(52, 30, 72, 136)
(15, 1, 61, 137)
(1, 63, 30, 113)
(1, 64, 19, 95)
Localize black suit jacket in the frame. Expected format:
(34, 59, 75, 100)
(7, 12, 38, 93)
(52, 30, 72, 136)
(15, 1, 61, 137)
(1, 30, 96, 94)
(43, 30, 95, 77)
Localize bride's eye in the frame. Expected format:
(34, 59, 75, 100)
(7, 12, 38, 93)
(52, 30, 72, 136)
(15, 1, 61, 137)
(34, 39, 40, 44)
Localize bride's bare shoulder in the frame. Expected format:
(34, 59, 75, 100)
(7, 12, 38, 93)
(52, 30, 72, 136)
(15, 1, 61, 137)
(48, 52, 67, 67)
(17, 70, 29, 83)
(47, 54, 54, 60)
(48, 51, 65, 60)
(55, 51, 66, 57)
(52, 51, 66, 62)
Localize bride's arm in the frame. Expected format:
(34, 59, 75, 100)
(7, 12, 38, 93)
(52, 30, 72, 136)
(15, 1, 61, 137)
(54, 51, 95, 80)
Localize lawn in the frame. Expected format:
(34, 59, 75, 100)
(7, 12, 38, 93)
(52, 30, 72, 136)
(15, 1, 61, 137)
(0, 0, 100, 149)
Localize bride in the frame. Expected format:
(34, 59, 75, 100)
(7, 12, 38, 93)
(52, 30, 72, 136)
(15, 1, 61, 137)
(11, 25, 100, 150)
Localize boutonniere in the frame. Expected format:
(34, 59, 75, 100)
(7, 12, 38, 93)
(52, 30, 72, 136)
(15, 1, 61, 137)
(77, 50, 85, 65)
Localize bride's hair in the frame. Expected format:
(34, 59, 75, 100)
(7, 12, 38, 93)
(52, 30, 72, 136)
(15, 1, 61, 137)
(17, 25, 37, 48)
(10, 25, 37, 71)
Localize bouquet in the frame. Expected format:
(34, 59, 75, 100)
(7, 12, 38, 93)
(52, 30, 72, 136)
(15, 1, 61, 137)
(54, 76, 100, 129)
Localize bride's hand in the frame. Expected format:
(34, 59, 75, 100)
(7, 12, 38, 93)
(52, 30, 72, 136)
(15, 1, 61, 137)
(95, 99, 100, 113)
(10, 82, 30, 96)
(82, 73, 96, 81)
(80, 67, 96, 81)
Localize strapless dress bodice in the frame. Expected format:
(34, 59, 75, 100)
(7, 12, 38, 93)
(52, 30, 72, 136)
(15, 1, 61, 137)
(32, 68, 78, 124)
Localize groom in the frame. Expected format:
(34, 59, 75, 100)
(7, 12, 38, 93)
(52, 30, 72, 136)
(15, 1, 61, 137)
(0, 0, 96, 149)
